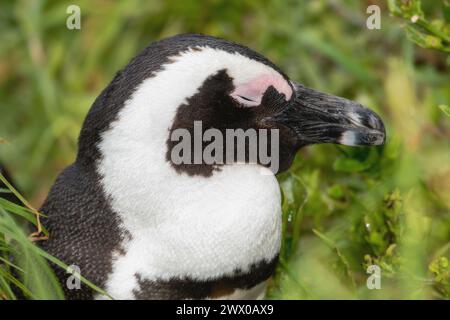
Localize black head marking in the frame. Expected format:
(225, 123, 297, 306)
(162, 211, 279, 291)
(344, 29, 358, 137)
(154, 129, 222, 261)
(165, 69, 295, 177)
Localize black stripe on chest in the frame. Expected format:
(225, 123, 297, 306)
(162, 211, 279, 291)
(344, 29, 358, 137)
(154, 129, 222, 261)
(132, 255, 278, 299)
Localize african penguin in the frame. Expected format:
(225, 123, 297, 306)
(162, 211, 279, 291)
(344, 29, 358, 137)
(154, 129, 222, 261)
(38, 34, 385, 300)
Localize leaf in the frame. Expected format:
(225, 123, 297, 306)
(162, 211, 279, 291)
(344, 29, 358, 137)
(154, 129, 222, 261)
(443, 1, 450, 23)
(438, 104, 450, 117)
(312, 229, 356, 290)
(405, 25, 431, 48)
(0, 198, 47, 229)
(388, 0, 423, 19)
(333, 158, 369, 172)
(0, 172, 47, 237)
(387, 0, 402, 16)
(312, 229, 335, 248)
(327, 184, 344, 199)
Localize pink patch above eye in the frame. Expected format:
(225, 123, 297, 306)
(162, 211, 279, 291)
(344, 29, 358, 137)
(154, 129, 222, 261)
(230, 74, 293, 107)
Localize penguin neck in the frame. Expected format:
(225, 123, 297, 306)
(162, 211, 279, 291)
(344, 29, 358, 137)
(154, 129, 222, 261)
(96, 142, 282, 280)
(96, 128, 280, 229)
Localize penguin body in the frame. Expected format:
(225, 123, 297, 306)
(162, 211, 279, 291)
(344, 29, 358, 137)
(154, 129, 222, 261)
(40, 34, 385, 299)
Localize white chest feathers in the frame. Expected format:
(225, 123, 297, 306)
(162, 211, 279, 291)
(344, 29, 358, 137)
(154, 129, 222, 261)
(97, 158, 281, 299)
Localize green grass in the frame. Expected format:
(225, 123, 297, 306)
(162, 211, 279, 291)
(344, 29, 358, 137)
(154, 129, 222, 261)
(0, 0, 449, 299)
(0, 172, 111, 299)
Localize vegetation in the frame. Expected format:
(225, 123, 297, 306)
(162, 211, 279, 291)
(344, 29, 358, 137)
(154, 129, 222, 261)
(388, 0, 450, 53)
(0, 0, 449, 299)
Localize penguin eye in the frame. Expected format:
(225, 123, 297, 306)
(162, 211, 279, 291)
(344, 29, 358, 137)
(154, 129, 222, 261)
(238, 95, 253, 102)
(229, 73, 292, 108)
(232, 94, 260, 107)
(230, 87, 262, 107)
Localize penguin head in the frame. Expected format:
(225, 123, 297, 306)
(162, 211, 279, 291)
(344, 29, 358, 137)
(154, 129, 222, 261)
(78, 34, 385, 176)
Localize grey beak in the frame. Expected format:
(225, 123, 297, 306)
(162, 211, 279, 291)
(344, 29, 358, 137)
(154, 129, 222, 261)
(275, 83, 386, 146)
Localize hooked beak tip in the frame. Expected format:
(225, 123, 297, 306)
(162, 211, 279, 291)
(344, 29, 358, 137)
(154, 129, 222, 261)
(338, 110, 386, 146)
(338, 128, 386, 146)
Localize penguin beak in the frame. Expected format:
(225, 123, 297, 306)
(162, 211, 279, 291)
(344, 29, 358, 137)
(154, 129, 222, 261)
(273, 83, 385, 146)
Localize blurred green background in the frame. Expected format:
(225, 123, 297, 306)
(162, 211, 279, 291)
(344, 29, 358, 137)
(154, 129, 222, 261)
(0, 0, 449, 299)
